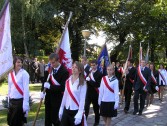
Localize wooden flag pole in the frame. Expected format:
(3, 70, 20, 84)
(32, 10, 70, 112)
(0, 0, 9, 19)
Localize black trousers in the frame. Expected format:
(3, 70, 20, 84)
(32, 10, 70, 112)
(85, 96, 100, 123)
(124, 88, 132, 111)
(61, 108, 81, 126)
(45, 95, 62, 126)
(7, 98, 26, 126)
(134, 89, 147, 113)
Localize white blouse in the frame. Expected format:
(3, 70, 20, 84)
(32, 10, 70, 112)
(159, 69, 167, 85)
(8, 69, 30, 111)
(60, 76, 87, 119)
(98, 76, 119, 104)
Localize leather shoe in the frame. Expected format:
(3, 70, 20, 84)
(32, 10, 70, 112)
(133, 111, 137, 115)
(138, 112, 142, 115)
(124, 109, 128, 114)
(93, 122, 99, 126)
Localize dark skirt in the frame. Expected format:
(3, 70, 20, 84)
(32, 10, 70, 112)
(100, 101, 117, 117)
(7, 98, 27, 126)
(149, 84, 157, 94)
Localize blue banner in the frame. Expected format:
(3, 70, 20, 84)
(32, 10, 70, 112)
(97, 44, 110, 76)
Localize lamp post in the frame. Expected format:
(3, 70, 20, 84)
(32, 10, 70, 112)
(82, 30, 91, 57)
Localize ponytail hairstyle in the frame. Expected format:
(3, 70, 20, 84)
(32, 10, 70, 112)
(73, 61, 85, 87)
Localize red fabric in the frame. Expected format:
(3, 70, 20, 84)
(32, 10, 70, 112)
(129, 78, 134, 84)
(10, 72, 23, 96)
(137, 67, 146, 86)
(103, 76, 114, 93)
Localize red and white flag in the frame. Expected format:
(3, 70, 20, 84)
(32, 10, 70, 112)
(0, 2, 13, 80)
(58, 27, 72, 74)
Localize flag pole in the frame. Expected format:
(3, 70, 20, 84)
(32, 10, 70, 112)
(121, 44, 131, 104)
(56, 12, 73, 54)
(0, 0, 9, 19)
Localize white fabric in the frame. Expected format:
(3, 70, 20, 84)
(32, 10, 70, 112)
(74, 118, 82, 125)
(60, 76, 87, 120)
(8, 69, 30, 111)
(59, 27, 72, 74)
(138, 66, 147, 85)
(86, 76, 90, 81)
(155, 86, 159, 91)
(0, 3, 13, 79)
(40, 92, 46, 99)
(24, 111, 28, 117)
(114, 102, 119, 109)
(50, 71, 60, 85)
(159, 69, 167, 85)
(59, 107, 63, 121)
(44, 82, 50, 89)
(90, 72, 95, 82)
(98, 76, 119, 105)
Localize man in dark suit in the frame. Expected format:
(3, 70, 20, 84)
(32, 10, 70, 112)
(41, 53, 69, 126)
(81, 56, 91, 78)
(85, 60, 102, 126)
(124, 59, 136, 113)
(133, 59, 151, 115)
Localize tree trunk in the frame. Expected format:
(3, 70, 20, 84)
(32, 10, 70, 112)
(22, 0, 29, 57)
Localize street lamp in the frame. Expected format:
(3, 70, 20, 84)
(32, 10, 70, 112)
(82, 30, 91, 57)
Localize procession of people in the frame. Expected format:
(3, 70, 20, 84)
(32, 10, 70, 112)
(6, 52, 167, 126)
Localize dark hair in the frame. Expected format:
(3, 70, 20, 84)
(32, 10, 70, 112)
(149, 63, 156, 72)
(73, 61, 85, 87)
(159, 64, 164, 69)
(13, 56, 23, 68)
(90, 60, 97, 64)
(49, 53, 59, 61)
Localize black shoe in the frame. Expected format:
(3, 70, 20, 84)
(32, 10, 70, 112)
(138, 112, 142, 115)
(133, 111, 138, 115)
(93, 122, 99, 126)
(124, 109, 128, 114)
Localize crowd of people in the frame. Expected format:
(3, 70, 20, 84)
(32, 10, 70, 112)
(6, 54, 167, 126)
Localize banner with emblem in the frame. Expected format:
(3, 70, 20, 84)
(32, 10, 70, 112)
(0, 0, 13, 81)
(56, 12, 73, 74)
(97, 44, 110, 75)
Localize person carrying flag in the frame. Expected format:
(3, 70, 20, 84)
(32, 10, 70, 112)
(85, 60, 102, 126)
(7, 56, 30, 126)
(133, 59, 151, 115)
(123, 59, 136, 114)
(40, 53, 69, 126)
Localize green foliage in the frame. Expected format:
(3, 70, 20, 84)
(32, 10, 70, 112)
(0, 0, 167, 62)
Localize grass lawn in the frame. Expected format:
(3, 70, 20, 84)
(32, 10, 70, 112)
(0, 83, 42, 95)
(0, 103, 45, 126)
(0, 83, 43, 126)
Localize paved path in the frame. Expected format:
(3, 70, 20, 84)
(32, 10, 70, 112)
(1, 84, 167, 126)
(27, 92, 167, 126)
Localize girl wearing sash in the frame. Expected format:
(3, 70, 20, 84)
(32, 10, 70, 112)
(98, 65, 119, 126)
(59, 61, 87, 126)
(147, 63, 159, 105)
(158, 64, 167, 102)
(7, 56, 30, 126)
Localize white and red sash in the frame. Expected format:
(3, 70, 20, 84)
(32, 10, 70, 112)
(89, 72, 99, 93)
(10, 71, 23, 96)
(103, 76, 114, 93)
(118, 67, 123, 74)
(50, 74, 60, 86)
(159, 70, 167, 84)
(137, 66, 147, 86)
(151, 72, 157, 84)
(66, 80, 87, 126)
